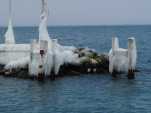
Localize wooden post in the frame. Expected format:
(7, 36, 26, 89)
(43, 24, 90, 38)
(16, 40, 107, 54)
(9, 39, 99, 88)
(127, 69, 135, 79)
(109, 37, 119, 75)
(112, 70, 117, 78)
(37, 65, 45, 80)
(37, 73, 45, 81)
(50, 74, 55, 81)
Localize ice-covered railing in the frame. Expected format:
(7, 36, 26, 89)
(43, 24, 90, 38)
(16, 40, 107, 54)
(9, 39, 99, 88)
(109, 37, 137, 78)
(0, 44, 30, 65)
(5, 57, 29, 70)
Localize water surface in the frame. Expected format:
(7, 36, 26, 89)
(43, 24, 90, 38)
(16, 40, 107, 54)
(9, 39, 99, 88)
(0, 25, 151, 113)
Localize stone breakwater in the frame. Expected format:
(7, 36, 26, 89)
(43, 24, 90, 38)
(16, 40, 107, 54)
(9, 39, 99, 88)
(0, 47, 109, 80)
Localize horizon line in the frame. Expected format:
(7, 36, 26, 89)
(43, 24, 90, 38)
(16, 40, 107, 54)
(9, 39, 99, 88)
(0, 24, 151, 27)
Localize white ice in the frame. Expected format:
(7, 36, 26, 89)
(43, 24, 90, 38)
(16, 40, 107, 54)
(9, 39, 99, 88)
(1, 0, 81, 76)
(5, 0, 15, 44)
(5, 56, 29, 70)
(109, 37, 137, 74)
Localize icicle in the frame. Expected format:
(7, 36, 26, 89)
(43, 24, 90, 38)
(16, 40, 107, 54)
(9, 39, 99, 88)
(51, 39, 63, 75)
(40, 40, 53, 76)
(5, 0, 15, 44)
(51, 39, 79, 75)
(39, 0, 50, 41)
(44, 50, 53, 75)
(29, 40, 41, 76)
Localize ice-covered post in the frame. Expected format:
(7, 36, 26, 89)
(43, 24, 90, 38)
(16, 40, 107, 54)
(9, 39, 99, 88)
(40, 40, 48, 57)
(127, 37, 137, 79)
(29, 40, 43, 79)
(34, 40, 49, 80)
(112, 37, 119, 52)
(109, 37, 119, 77)
(51, 39, 59, 80)
(5, 0, 15, 44)
(39, 0, 50, 41)
(29, 40, 38, 75)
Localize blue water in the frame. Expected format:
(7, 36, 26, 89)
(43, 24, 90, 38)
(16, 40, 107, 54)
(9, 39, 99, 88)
(0, 26, 151, 113)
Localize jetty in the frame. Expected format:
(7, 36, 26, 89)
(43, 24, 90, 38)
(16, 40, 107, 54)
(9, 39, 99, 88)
(0, 0, 137, 80)
(109, 37, 137, 79)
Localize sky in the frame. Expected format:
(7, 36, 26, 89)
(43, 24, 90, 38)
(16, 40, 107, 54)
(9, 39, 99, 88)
(0, 0, 151, 26)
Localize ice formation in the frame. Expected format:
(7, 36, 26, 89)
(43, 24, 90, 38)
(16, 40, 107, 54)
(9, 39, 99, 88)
(5, 0, 15, 44)
(0, 0, 94, 77)
(28, 0, 80, 76)
(28, 39, 79, 76)
(29, 40, 42, 76)
(0, 0, 138, 78)
(39, 0, 50, 41)
(0, 44, 30, 65)
(1, 0, 137, 78)
(109, 37, 137, 74)
(5, 57, 29, 70)
(0, 0, 30, 66)
(128, 37, 137, 70)
(51, 39, 79, 75)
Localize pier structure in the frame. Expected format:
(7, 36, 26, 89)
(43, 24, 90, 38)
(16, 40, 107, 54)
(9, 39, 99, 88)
(0, 0, 80, 79)
(0, 0, 30, 67)
(0, 0, 137, 80)
(109, 37, 137, 79)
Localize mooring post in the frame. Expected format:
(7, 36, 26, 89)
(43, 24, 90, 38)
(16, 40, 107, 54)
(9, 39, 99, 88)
(37, 73, 45, 81)
(112, 37, 119, 51)
(112, 70, 117, 78)
(87, 68, 91, 73)
(37, 64, 44, 80)
(127, 37, 137, 79)
(109, 37, 119, 75)
(50, 74, 55, 81)
(127, 69, 135, 79)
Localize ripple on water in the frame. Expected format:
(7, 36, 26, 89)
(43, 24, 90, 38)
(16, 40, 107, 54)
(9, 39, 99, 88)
(0, 26, 151, 113)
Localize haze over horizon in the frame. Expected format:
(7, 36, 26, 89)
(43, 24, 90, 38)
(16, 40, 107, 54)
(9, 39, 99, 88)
(0, 0, 151, 26)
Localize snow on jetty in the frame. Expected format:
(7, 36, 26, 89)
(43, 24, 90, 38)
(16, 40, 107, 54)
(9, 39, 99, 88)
(0, 0, 137, 80)
(0, 0, 109, 80)
(109, 37, 137, 79)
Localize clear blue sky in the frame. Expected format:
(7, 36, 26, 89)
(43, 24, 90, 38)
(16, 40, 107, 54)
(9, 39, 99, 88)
(0, 0, 151, 26)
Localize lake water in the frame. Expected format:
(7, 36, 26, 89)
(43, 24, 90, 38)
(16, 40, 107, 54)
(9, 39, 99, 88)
(0, 26, 151, 113)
